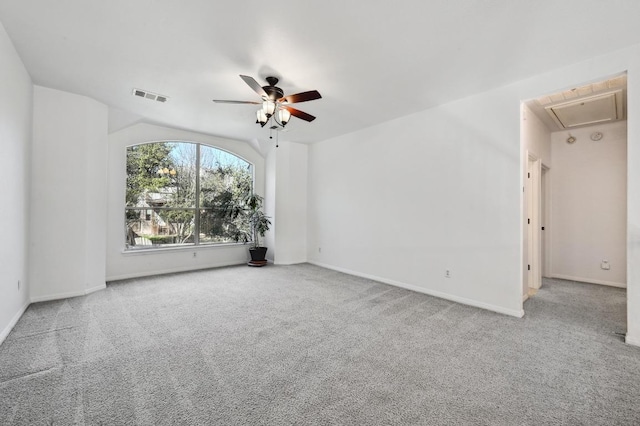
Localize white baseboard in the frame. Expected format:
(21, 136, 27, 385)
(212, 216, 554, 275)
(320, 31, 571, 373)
(85, 284, 107, 295)
(274, 258, 307, 266)
(626, 333, 640, 347)
(3, 283, 110, 344)
(307, 261, 524, 318)
(0, 301, 30, 346)
(30, 283, 107, 303)
(549, 274, 626, 288)
(106, 262, 246, 282)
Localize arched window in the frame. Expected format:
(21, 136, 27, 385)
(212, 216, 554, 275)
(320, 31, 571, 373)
(125, 141, 253, 249)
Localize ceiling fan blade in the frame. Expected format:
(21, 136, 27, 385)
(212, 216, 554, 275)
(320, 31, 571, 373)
(279, 90, 322, 104)
(240, 75, 268, 98)
(282, 105, 316, 122)
(212, 99, 260, 104)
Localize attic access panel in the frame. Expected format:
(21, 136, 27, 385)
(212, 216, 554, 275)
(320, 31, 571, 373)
(545, 90, 623, 129)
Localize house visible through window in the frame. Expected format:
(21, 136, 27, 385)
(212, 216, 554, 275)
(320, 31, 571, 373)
(125, 141, 253, 250)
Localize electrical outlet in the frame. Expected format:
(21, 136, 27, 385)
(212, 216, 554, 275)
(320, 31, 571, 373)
(193, 252, 197, 258)
(318, 247, 322, 253)
(601, 260, 610, 270)
(445, 270, 451, 278)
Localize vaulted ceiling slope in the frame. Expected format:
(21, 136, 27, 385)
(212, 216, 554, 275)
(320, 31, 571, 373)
(1, 1, 640, 144)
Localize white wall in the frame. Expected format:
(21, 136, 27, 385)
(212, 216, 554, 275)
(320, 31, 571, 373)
(549, 121, 627, 287)
(30, 86, 108, 301)
(0, 21, 32, 343)
(307, 43, 640, 334)
(264, 145, 277, 262)
(522, 104, 552, 166)
(272, 141, 308, 265)
(262, 141, 308, 265)
(627, 63, 640, 347)
(308, 87, 524, 317)
(106, 123, 266, 280)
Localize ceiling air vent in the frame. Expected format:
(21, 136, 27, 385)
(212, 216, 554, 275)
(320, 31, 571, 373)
(544, 90, 623, 129)
(132, 88, 169, 103)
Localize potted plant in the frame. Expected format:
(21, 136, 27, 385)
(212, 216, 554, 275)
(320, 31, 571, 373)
(226, 193, 272, 266)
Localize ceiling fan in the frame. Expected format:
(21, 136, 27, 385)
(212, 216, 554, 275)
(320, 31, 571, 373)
(213, 75, 321, 128)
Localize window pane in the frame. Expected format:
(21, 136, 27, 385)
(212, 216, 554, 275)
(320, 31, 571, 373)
(166, 142, 196, 208)
(126, 142, 197, 209)
(199, 208, 247, 245)
(199, 145, 252, 213)
(125, 208, 195, 249)
(198, 146, 253, 245)
(126, 142, 175, 207)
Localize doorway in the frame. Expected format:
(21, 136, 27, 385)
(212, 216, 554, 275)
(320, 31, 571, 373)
(521, 72, 628, 309)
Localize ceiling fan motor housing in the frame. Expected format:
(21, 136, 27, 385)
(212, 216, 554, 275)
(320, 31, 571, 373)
(263, 77, 284, 100)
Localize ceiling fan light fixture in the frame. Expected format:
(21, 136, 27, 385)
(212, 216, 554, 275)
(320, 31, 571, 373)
(256, 109, 268, 125)
(278, 108, 291, 126)
(262, 100, 275, 117)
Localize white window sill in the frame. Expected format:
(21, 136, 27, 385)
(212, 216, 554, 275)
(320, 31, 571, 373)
(121, 242, 248, 255)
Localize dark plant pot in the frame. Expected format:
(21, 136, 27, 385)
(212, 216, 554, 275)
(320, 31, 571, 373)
(249, 247, 268, 261)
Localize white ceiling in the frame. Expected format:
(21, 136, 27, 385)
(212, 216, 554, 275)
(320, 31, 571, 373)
(2, 1, 640, 148)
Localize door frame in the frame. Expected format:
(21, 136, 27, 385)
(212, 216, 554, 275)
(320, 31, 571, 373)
(541, 164, 550, 278)
(527, 152, 542, 290)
